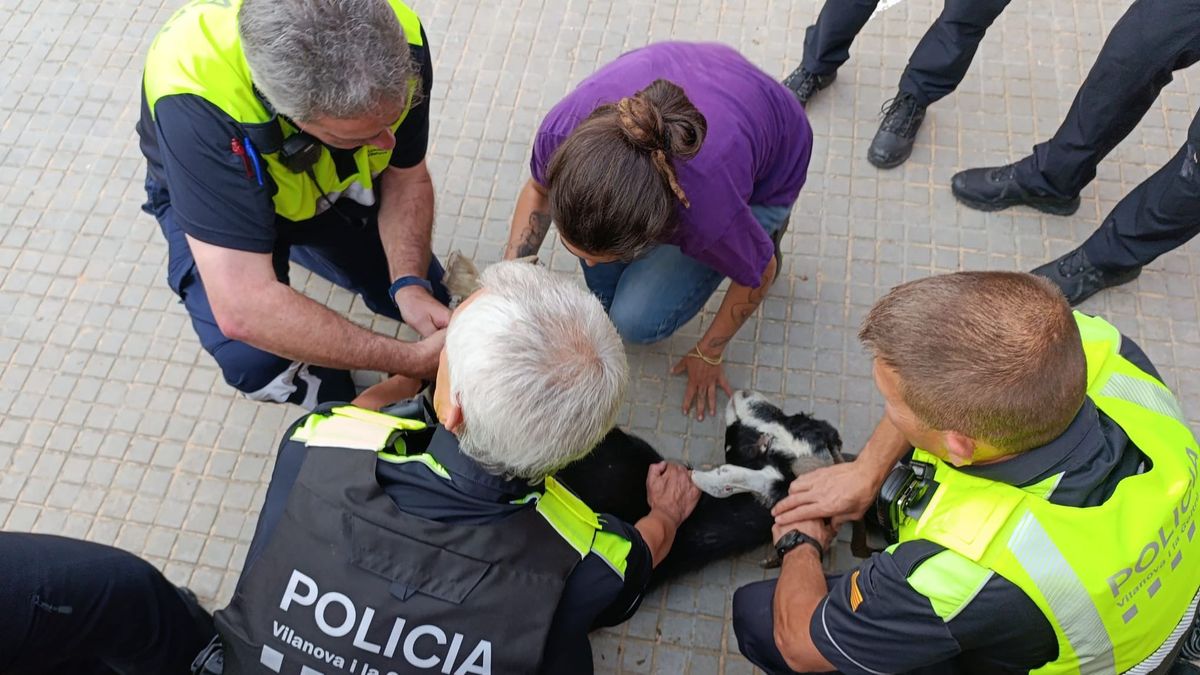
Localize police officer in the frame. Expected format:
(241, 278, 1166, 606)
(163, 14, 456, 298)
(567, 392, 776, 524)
(137, 0, 447, 408)
(201, 262, 701, 674)
(734, 272, 1200, 673)
(0, 533, 213, 674)
(951, 0, 1200, 305)
(782, 0, 1011, 168)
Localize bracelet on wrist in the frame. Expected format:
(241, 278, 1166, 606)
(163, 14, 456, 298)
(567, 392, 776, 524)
(687, 345, 723, 366)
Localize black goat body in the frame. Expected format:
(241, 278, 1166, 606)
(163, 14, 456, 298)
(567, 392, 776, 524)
(556, 428, 774, 585)
(555, 390, 844, 586)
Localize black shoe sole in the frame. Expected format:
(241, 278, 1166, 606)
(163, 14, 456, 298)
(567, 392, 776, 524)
(868, 146, 912, 170)
(952, 190, 1081, 216)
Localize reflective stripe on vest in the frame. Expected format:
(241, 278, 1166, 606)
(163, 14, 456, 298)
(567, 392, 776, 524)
(899, 312, 1200, 675)
(142, 0, 423, 222)
(290, 404, 427, 449)
(291, 406, 634, 579)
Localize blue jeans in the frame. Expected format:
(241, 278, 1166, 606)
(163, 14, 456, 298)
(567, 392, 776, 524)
(581, 204, 792, 344)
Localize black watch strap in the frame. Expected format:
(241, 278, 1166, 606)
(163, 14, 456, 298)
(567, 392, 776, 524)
(775, 529, 824, 561)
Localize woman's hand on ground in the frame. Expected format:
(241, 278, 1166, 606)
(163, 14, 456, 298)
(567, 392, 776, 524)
(671, 350, 733, 421)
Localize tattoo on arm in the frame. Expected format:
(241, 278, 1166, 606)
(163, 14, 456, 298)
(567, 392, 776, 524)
(515, 210, 552, 259)
(705, 335, 732, 352)
(732, 284, 769, 323)
(700, 280, 770, 353)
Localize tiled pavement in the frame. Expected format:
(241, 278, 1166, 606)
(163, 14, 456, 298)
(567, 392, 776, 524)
(2, 0, 1199, 672)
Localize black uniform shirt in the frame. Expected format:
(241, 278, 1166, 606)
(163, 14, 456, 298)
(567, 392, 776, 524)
(811, 334, 1161, 674)
(136, 29, 433, 253)
(250, 419, 653, 675)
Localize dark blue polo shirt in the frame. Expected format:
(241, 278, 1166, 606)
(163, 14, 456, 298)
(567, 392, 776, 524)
(810, 334, 1162, 674)
(247, 402, 653, 675)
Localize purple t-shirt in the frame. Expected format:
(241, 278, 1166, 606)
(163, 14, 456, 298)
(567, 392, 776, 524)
(531, 42, 813, 287)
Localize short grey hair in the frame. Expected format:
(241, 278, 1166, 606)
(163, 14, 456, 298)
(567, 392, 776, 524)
(446, 262, 628, 481)
(239, 0, 419, 121)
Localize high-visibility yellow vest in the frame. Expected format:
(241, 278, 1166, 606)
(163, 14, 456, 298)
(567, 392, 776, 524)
(289, 405, 635, 579)
(142, 0, 423, 222)
(899, 312, 1200, 674)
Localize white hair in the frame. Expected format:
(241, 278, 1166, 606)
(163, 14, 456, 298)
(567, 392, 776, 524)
(238, 0, 419, 121)
(446, 262, 628, 481)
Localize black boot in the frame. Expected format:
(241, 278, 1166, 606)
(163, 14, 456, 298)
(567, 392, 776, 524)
(951, 163, 1081, 215)
(1031, 246, 1141, 306)
(868, 92, 926, 169)
(782, 66, 836, 107)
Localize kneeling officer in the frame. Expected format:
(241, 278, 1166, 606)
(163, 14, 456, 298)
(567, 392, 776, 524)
(737, 272, 1200, 673)
(197, 261, 700, 674)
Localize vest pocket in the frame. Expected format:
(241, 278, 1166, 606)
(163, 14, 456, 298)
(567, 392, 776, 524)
(348, 515, 491, 605)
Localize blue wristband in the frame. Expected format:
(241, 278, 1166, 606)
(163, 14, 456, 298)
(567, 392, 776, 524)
(389, 275, 433, 307)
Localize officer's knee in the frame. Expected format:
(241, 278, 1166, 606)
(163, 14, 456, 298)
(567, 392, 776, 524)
(732, 585, 764, 645)
(208, 341, 294, 396)
(732, 582, 784, 670)
(91, 546, 178, 609)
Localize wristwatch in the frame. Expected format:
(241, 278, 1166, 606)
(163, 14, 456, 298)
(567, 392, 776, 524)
(389, 275, 433, 307)
(774, 529, 824, 561)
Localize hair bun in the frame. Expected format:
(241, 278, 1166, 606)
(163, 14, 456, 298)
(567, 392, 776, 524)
(612, 80, 708, 207)
(616, 96, 667, 152)
(619, 80, 706, 162)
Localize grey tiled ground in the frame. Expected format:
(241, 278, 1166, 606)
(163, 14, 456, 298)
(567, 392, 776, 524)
(2, 0, 1199, 672)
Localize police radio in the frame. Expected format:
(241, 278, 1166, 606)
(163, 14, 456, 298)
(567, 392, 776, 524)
(875, 459, 938, 542)
(278, 130, 323, 175)
(245, 87, 366, 225)
(249, 85, 324, 176)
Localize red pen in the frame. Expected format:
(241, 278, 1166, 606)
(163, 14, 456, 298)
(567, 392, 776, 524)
(230, 138, 254, 179)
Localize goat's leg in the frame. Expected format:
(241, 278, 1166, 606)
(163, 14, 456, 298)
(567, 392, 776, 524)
(691, 465, 783, 503)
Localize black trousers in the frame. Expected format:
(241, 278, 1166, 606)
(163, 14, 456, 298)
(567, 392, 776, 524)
(1014, 0, 1200, 200)
(1081, 107, 1200, 270)
(801, 0, 1012, 106)
(1008, 0, 1200, 270)
(0, 533, 213, 675)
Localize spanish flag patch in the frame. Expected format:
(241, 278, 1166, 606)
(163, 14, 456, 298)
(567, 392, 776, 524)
(849, 570, 864, 612)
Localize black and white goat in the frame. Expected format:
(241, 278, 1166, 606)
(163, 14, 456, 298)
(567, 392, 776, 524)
(441, 254, 848, 580)
(556, 390, 843, 584)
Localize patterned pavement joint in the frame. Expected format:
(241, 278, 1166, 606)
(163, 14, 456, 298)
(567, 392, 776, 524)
(1, 0, 1199, 672)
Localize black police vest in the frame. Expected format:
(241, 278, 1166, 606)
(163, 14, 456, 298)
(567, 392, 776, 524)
(214, 445, 582, 675)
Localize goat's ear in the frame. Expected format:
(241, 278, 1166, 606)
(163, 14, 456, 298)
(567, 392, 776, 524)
(754, 434, 772, 453)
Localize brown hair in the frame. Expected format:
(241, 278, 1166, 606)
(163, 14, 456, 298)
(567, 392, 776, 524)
(859, 271, 1087, 454)
(546, 79, 707, 260)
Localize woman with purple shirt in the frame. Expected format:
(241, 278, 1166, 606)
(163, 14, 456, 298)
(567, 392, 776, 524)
(504, 42, 813, 420)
